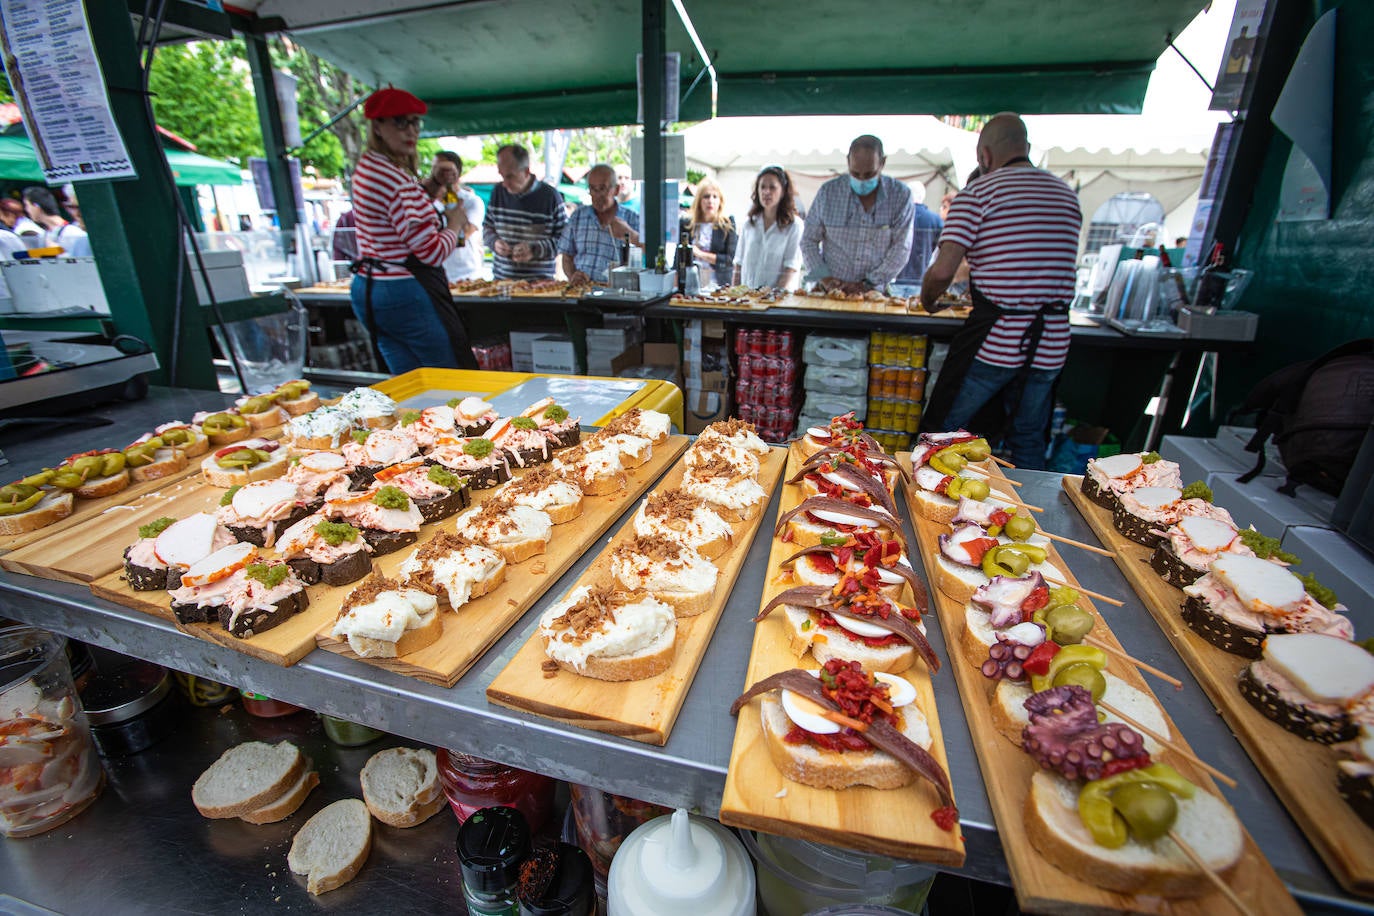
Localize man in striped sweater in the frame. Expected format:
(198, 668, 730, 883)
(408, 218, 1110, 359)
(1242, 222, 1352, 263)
(919, 113, 1082, 469)
(482, 144, 567, 280)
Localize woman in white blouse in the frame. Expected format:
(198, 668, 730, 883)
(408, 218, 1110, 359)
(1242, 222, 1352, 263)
(733, 165, 803, 290)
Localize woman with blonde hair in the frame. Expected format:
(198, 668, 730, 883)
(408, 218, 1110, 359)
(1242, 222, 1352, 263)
(349, 87, 475, 372)
(681, 177, 737, 289)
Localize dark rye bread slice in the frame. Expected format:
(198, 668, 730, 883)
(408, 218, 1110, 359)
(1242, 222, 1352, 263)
(543, 425, 581, 450)
(414, 487, 467, 524)
(455, 417, 493, 436)
(1180, 594, 1268, 659)
(171, 599, 218, 626)
(1149, 544, 1205, 589)
(360, 528, 419, 557)
(227, 504, 314, 548)
(1112, 501, 1166, 548)
(216, 589, 310, 639)
(1338, 767, 1374, 828)
(123, 546, 181, 591)
(1238, 664, 1356, 745)
(502, 442, 552, 469)
(287, 550, 373, 588)
(426, 456, 509, 491)
(1079, 474, 1118, 509)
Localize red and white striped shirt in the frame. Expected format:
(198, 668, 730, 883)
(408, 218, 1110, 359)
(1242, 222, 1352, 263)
(351, 150, 456, 279)
(940, 166, 1081, 370)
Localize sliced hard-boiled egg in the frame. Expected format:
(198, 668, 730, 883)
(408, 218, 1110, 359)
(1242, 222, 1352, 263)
(781, 685, 841, 734)
(807, 427, 833, 440)
(872, 671, 917, 707)
(820, 471, 862, 491)
(810, 507, 877, 527)
(833, 613, 891, 638)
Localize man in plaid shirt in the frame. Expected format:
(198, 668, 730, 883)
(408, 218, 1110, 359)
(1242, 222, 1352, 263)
(559, 163, 642, 284)
(801, 135, 915, 293)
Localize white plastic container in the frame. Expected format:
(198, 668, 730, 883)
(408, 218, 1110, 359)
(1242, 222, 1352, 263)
(803, 391, 867, 422)
(804, 365, 869, 397)
(803, 333, 869, 368)
(743, 830, 936, 916)
(606, 809, 754, 916)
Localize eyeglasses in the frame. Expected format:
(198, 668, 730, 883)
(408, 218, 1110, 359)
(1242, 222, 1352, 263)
(384, 116, 423, 131)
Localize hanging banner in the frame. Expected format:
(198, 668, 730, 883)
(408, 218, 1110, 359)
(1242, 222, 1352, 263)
(1210, 0, 1266, 112)
(0, 0, 135, 183)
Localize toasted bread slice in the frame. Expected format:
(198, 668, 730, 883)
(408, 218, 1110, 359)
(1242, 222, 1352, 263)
(0, 491, 74, 537)
(73, 470, 132, 498)
(200, 450, 290, 488)
(278, 392, 321, 416)
(288, 798, 373, 895)
(193, 741, 306, 819)
(243, 406, 287, 430)
(911, 488, 959, 524)
(1025, 771, 1243, 897)
(345, 605, 444, 659)
(547, 622, 675, 682)
(989, 675, 1170, 754)
(128, 448, 188, 483)
(241, 765, 319, 825)
(759, 694, 931, 790)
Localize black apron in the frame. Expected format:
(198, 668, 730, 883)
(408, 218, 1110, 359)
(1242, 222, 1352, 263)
(920, 283, 1068, 436)
(350, 212, 478, 372)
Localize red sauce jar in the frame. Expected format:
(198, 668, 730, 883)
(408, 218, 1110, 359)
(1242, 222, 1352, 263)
(436, 749, 556, 833)
(239, 689, 302, 718)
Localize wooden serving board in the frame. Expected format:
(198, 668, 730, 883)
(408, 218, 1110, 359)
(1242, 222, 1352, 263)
(717, 443, 966, 867)
(314, 436, 690, 687)
(485, 446, 787, 743)
(901, 457, 1298, 915)
(1063, 475, 1374, 898)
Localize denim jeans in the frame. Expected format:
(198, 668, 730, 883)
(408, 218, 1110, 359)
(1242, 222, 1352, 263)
(350, 274, 461, 374)
(942, 359, 1059, 469)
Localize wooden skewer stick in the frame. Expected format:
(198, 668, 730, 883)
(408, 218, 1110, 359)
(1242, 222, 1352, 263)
(990, 454, 1016, 469)
(1041, 574, 1124, 608)
(1168, 830, 1255, 916)
(1038, 530, 1115, 558)
(1084, 635, 1184, 689)
(962, 466, 1024, 488)
(1101, 701, 1238, 789)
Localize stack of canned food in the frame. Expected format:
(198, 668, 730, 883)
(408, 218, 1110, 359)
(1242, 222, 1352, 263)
(734, 328, 801, 442)
(864, 332, 930, 447)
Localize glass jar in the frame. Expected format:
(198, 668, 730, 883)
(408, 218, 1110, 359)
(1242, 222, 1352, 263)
(239, 689, 302, 718)
(321, 715, 384, 747)
(568, 784, 671, 883)
(437, 749, 556, 832)
(0, 625, 104, 837)
(458, 806, 531, 916)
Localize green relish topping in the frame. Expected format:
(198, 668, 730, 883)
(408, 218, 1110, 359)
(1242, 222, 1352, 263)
(463, 438, 494, 458)
(372, 485, 410, 510)
(447, 397, 462, 408)
(1237, 529, 1301, 564)
(245, 563, 289, 588)
(399, 410, 421, 427)
(220, 485, 242, 506)
(427, 465, 462, 489)
(314, 519, 359, 547)
(1180, 480, 1213, 502)
(511, 416, 538, 430)
(289, 454, 301, 465)
(351, 428, 371, 444)
(1298, 572, 1339, 610)
(138, 517, 177, 539)
(544, 404, 569, 423)
(1141, 452, 1162, 464)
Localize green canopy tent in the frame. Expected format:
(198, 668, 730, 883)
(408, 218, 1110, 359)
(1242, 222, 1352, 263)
(0, 134, 242, 187)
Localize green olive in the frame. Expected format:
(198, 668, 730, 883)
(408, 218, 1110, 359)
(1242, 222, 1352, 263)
(161, 428, 192, 446)
(963, 478, 990, 501)
(70, 456, 105, 477)
(1045, 605, 1094, 644)
(101, 452, 127, 475)
(1052, 662, 1107, 701)
(1110, 782, 1178, 843)
(0, 484, 44, 515)
(1004, 514, 1037, 541)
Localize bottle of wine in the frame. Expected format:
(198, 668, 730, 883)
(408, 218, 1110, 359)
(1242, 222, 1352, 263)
(1192, 242, 1228, 313)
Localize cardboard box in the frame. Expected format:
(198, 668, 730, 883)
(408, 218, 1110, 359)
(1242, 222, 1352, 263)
(510, 328, 563, 373)
(588, 345, 645, 378)
(531, 335, 578, 375)
(684, 385, 730, 434)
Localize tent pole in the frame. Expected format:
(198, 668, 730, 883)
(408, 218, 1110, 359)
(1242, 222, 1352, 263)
(641, 0, 665, 268)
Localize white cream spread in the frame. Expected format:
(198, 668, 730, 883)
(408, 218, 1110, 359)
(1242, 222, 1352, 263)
(539, 586, 675, 670)
(399, 543, 505, 608)
(331, 588, 437, 654)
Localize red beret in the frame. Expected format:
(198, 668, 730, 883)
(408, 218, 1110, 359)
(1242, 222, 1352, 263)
(363, 87, 427, 120)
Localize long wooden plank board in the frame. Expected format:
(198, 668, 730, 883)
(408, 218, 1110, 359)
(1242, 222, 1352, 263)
(314, 436, 690, 687)
(485, 446, 787, 744)
(717, 443, 966, 867)
(903, 457, 1298, 915)
(89, 436, 687, 669)
(1063, 475, 1374, 898)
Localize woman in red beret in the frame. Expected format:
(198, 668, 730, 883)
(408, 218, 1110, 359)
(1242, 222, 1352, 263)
(349, 87, 476, 372)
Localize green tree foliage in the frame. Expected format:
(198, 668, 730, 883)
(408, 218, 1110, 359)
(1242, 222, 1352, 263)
(148, 42, 262, 164)
(269, 38, 370, 180)
(478, 126, 635, 171)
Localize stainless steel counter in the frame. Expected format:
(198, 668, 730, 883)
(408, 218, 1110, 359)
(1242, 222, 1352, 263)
(0, 389, 1370, 913)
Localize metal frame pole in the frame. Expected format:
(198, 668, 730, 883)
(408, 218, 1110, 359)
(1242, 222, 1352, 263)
(642, 0, 665, 268)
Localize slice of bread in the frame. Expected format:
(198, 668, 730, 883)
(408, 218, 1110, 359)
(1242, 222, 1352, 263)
(360, 748, 442, 828)
(200, 450, 290, 487)
(241, 765, 319, 825)
(549, 623, 676, 682)
(989, 675, 1170, 754)
(0, 491, 74, 536)
(243, 406, 288, 430)
(73, 470, 131, 498)
(344, 605, 444, 659)
(128, 448, 188, 483)
(288, 798, 373, 895)
(193, 741, 306, 818)
(759, 694, 930, 790)
(278, 392, 321, 416)
(912, 488, 959, 524)
(782, 605, 916, 674)
(1024, 770, 1243, 897)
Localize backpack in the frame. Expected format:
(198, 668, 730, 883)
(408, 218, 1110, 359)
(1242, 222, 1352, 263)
(1237, 338, 1374, 497)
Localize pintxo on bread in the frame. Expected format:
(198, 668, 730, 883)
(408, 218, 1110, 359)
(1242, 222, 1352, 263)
(331, 574, 442, 658)
(538, 584, 677, 682)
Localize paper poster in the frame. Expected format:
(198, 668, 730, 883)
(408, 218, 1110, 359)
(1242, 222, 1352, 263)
(1271, 9, 1335, 220)
(1183, 199, 1213, 268)
(0, 0, 135, 183)
(1211, 0, 1267, 112)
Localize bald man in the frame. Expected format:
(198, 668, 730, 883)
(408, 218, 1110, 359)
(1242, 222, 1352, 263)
(919, 114, 1082, 469)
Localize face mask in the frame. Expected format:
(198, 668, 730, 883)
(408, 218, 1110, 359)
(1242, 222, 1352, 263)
(849, 175, 879, 196)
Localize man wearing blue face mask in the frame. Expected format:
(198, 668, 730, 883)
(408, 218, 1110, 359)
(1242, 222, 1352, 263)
(800, 135, 915, 294)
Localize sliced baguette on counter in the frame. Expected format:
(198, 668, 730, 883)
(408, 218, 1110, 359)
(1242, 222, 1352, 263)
(241, 765, 319, 825)
(192, 741, 306, 819)
(360, 747, 442, 828)
(288, 798, 373, 895)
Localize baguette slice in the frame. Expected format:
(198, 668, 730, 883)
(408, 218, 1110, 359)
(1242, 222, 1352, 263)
(278, 391, 321, 416)
(989, 675, 1169, 754)
(1025, 770, 1243, 897)
(288, 798, 373, 895)
(360, 748, 442, 828)
(193, 741, 306, 819)
(128, 447, 188, 483)
(73, 470, 131, 498)
(759, 693, 931, 790)
(547, 622, 676, 682)
(342, 604, 444, 659)
(242, 406, 288, 430)
(782, 605, 917, 674)
(241, 765, 319, 825)
(0, 491, 74, 537)
(200, 450, 290, 487)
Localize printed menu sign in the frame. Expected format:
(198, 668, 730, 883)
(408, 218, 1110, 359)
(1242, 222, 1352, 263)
(0, 0, 136, 183)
